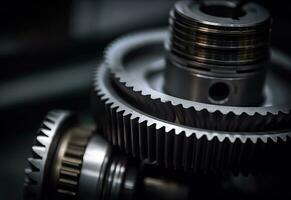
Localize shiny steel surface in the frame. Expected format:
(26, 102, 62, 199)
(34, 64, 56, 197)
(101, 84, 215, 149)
(24, 110, 196, 200)
(24, 110, 72, 200)
(164, 0, 271, 105)
(92, 0, 291, 172)
(105, 30, 291, 132)
(94, 63, 291, 173)
(79, 135, 111, 200)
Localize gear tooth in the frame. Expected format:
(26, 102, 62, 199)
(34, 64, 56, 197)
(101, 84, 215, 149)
(137, 117, 146, 124)
(268, 135, 278, 143)
(130, 118, 139, 158)
(123, 114, 132, 154)
(173, 133, 182, 170)
(116, 110, 125, 150)
(248, 137, 257, 144)
(182, 133, 193, 171)
(36, 136, 50, 147)
(164, 125, 173, 133)
(43, 121, 55, 130)
(32, 146, 46, 158)
(40, 129, 52, 137)
(147, 124, 156, 162)
(201, 135, 211, 173)
(138, 121, 148, 160)
(156, 127, 165, 166)
(147, 120, 155, 127)
(56, 130, 90, 200)
(28, 158, 42, 170)
(110, 106, 118, 146)
(259, 136, 268, 143)
(282, 134, 290, 142)
(212, 137, 223, 173)
(25, 167, 33, 175)
(164, 129, 174, 169)
(47, 112, 60, 121)
(191, 135, 201, 172)
(216, 134, 225, 143)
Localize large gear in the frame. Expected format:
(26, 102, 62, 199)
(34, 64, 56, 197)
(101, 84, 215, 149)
(104, 30, 291, 132)
(92, 0, 291, 174)
(93, 64, 291, 174)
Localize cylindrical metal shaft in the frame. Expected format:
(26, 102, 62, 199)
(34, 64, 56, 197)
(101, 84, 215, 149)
(164, 0, 271, 106)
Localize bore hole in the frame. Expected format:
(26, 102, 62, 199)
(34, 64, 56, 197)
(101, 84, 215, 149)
(209, 82, 230, 104)
(200, 2, 246, 19)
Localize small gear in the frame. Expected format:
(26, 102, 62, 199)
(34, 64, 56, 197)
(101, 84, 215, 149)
(93, 64, 291, 174)
(56, 128, 89, 199)
(24, 111, 91, 200)
(24, 110, 73, 200)
(23, 110, 140, 200)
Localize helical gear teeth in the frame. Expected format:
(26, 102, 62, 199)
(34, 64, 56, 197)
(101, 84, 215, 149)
(93, 63, 291, 174)
(104, 30, 291, 132)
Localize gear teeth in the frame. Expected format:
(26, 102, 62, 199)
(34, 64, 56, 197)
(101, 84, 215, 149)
(28, 158, 42, 170)
(24, 110, 71, 200)
(32, 146, 46, 158)
(94, 64, 291, 174)
(104, 29, 291, 132)
(56, 129, 89, 200)
(36, 136, 50, 147)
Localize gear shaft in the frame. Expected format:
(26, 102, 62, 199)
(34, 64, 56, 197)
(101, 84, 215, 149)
(93, 0, 291, 174)
(165, 0, 271, 106)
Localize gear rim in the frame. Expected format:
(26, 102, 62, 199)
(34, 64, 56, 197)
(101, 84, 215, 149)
(93, 64, 291, 173)
(24, 110, 73, 200)
(104, 29, 291, 132)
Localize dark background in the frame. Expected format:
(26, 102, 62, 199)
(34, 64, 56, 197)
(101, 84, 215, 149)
(0, 0, 290, 199)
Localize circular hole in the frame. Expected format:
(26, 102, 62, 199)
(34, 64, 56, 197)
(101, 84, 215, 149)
(209, 82, 230, 104)
(200, 3, 246, 19)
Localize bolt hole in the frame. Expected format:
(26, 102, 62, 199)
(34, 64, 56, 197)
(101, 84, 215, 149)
(200, 2, 246, 19)
(209, 82, 230, 104)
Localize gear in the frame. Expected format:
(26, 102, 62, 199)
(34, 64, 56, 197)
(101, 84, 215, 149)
(24, 110, 73, 200)
(92, 0, 291, 174)
(104, 30, 291, 132)
(56, 128, 89, 199)
(93, 64, 291, 174)
(24, 110, 91, 200)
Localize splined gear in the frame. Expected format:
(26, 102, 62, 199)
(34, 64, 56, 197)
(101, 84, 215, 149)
(56, 128, 89, 199)
(24, 110, 91, 200)
(93, 64, 291, 174)
(104, 30, 291, 132)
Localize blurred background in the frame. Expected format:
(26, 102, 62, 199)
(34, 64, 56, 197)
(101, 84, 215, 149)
(0, 0, 290, 199)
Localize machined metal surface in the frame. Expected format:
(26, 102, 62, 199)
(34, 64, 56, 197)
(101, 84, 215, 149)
(104, 30, 291, 131)
(24, 111, 74, 200)
(53, 127, 90, 199)
(78, 134, 111, 200)
(24, 110, 204, 200)
(92, 1, 291, 173)
(163, 1, 271, 105)
(93, 63, 291, 173)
